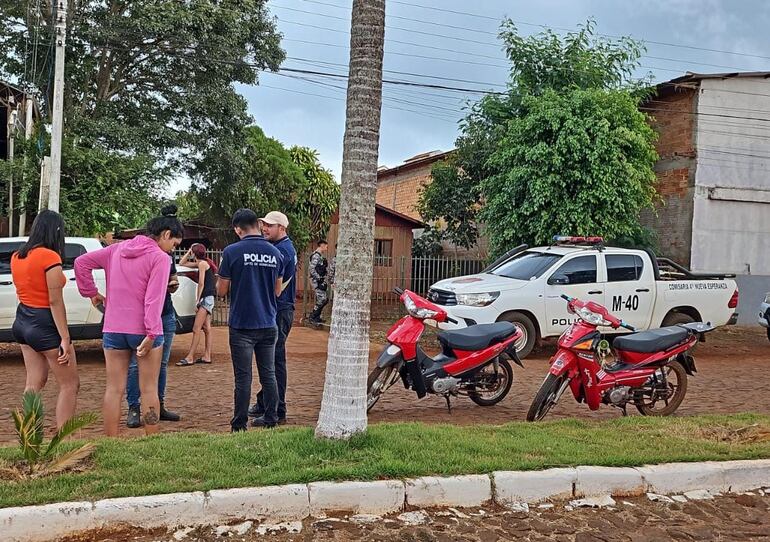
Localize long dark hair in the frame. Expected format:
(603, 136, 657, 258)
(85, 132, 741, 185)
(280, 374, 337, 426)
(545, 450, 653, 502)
(145, 204, 184, 239)
(17, 210, 66, 259)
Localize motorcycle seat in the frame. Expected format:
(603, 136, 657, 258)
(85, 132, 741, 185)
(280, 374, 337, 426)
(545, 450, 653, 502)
(438, 322, 517, 352)
(613, 326, 689, 354)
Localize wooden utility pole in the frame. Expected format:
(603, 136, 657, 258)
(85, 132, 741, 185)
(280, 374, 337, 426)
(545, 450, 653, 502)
(18, 98, 33, 234)
(47, 0, 68, 212)
(6, 109, 16, 237)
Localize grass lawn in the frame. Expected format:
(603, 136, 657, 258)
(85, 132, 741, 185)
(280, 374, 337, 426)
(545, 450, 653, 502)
(1, 414, 769, 508)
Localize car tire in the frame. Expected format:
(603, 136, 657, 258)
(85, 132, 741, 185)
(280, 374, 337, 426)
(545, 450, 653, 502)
(661, 311, 695, 327)
(497, 311, 537, 359)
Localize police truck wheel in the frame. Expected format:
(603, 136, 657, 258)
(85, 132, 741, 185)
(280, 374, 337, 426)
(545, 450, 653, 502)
(498, 312, 536, 359)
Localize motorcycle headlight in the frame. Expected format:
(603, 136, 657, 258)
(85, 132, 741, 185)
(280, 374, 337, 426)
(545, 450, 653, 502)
(455, 291, 500, 307)
(576, 307, 610, 326)
(765, 293, 770, 304)
(404, 294, 439, 320)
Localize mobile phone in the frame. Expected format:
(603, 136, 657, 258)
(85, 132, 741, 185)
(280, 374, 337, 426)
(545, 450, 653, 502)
(96, 302, 105, 314)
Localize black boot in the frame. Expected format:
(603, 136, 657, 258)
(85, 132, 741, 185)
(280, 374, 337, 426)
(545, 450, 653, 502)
(160, 402, 181, 422)
(127, 405, 142, 428)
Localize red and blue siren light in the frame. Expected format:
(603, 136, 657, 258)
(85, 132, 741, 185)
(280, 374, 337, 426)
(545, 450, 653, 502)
(553, 235, 604, 245)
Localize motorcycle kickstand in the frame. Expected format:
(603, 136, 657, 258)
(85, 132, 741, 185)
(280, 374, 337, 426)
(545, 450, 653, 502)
(620, 404, 628, 417)
(444, 395, 452, 413)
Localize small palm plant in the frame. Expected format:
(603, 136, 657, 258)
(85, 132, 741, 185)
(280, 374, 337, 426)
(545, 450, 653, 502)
(11, 391, 98, 478)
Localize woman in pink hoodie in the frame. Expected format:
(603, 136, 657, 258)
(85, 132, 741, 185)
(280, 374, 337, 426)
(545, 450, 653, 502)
(75, 208, 184, 436)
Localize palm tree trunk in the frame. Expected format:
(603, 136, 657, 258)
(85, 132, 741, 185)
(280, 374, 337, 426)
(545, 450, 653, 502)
(315, 0, 386, 440)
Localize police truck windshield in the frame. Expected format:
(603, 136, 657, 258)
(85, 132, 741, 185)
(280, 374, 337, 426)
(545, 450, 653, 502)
(490, 251, 562, 281)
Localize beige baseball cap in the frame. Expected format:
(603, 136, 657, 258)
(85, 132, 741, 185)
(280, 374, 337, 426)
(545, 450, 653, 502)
(260, 211, 289, 228)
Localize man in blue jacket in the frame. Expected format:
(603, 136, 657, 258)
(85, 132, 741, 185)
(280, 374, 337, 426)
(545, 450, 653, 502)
(249, 211, 297, 426)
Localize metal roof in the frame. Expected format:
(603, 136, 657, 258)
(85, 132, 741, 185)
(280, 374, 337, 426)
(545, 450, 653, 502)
(657, 71, 770, 88)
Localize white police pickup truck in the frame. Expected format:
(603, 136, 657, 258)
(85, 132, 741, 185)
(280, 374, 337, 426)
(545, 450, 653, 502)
(428, 237, 739, 358)
(0, 237, 199, 342)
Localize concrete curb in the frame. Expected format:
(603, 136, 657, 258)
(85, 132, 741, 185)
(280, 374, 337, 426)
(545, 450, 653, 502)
(3, 459, 770, 542)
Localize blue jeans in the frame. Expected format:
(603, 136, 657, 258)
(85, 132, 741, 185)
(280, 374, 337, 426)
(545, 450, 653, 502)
(256, 309, 294, 419)
(229, 326, 278, 431)
(126, 312, 176, 409)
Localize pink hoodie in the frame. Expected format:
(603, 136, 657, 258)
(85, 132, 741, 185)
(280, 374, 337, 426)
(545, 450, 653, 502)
(75, 235, 170, 338)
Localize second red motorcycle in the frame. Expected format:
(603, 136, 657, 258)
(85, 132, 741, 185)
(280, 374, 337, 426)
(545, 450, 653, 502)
(367, 288, 523, 412)
(527, 294, 714, 421)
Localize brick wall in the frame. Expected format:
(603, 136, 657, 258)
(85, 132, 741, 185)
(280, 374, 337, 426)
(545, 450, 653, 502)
(376, 162, 434, 221)
(640, 87, 698, 266)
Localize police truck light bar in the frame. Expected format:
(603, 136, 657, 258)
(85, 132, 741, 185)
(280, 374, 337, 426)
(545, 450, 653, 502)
(552, 236, 604, 245)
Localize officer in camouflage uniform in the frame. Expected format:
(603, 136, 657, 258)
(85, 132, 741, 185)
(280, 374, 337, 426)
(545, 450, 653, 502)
(308, 240, 329, 325)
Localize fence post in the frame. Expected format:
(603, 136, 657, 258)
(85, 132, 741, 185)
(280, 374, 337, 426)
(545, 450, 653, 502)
(399, 256, 405, 289)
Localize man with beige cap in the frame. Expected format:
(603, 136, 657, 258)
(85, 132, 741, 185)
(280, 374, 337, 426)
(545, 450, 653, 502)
(249, 211, 296, 426)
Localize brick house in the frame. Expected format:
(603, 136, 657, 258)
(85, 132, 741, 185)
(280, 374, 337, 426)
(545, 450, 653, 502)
(295, 204, 424, 297)
(641, 72, 770, 273)
(376, 150, 489, 257)
(641, 71, 770, 323)
(376, 150, 451, 220)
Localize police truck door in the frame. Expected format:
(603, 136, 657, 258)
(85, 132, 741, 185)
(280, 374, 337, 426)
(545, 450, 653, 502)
(602, 253, 654, 330)
(544, 254, 605, 335)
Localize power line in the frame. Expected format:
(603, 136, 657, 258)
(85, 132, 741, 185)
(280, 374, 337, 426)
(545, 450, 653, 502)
(282, 1, 763, 74)
(384, 0, 770, 62)
(259, 82, 459, 124)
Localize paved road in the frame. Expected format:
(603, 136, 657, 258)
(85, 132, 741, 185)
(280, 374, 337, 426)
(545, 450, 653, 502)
(1, 325, 768, 441)
(63, 491, 770, 541)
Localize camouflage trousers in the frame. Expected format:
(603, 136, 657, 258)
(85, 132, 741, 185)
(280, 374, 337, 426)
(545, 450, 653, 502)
(309, 287, 329, 321)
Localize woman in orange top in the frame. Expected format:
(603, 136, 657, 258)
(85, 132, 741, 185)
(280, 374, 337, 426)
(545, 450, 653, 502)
(11, 210, 79, 429)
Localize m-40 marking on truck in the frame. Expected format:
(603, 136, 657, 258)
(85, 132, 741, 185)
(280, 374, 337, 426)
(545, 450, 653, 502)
(612, 295, 640, 312)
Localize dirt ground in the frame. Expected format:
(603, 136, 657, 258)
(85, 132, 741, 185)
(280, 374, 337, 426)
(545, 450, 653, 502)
(0, 323, 768, 442)
(64, 492, 770, 542)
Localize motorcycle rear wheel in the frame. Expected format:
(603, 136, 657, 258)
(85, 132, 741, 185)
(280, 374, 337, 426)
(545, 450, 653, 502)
(526, 373, 566, 422)
(366, 365, 398, 412)
(634, 361, 688, 416)
(468, 357, 514, 406)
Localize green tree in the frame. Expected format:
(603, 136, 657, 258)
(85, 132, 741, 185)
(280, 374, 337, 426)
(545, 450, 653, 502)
(194, 126, 314, 250)
(418, 20, 657, 256)
(482, 88, 657, 255)
(289, 146, 340, 242)
(0, 0, 283, 233)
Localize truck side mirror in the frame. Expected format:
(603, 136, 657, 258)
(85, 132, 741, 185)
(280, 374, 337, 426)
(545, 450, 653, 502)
(549, 275, 570, 286)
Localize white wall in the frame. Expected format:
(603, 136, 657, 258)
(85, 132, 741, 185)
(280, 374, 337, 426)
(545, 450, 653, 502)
(692, 77, 770, 275)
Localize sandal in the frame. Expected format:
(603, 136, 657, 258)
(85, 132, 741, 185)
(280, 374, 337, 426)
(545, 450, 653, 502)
(195, 358, 212, 364)
(176, 358, 195, 366)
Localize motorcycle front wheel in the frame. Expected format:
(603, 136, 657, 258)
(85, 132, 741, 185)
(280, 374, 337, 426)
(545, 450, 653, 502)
(468, 357, 514, 406)
(366, 365, 399, 412)
(634, 361, 688, 416)
(526, 373, 566, 422)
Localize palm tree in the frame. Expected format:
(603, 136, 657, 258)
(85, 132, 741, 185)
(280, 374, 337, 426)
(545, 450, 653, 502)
(315, 0, 386, 439)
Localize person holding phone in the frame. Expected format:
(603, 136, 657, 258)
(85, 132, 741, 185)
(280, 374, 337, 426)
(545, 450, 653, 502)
(75, 205, 184, 437)
(125, 256, 182, 428)
(11, 210, 79, 430)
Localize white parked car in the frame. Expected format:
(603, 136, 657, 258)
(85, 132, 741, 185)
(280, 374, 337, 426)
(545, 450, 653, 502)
(0, 237, 198, 343)
(757, 293, 770, 341)
(428, 238, 739, 358)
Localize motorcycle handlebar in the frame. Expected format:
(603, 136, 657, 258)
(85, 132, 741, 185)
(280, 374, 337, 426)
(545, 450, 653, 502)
(560, 294, 574, 302)
(620, 321, 636, 332)
(446, 316, 458, 324)
(393, 287, 404, 296)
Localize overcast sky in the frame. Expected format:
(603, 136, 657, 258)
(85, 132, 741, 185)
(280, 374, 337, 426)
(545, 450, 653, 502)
(174, 0, 770, 193)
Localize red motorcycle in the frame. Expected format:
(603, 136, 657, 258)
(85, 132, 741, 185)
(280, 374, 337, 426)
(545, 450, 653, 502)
(367, 288, 523, 412)
(527, 294, 714, 421)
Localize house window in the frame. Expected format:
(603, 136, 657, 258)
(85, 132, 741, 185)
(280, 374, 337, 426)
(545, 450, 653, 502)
(374, 239, 393, 267)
